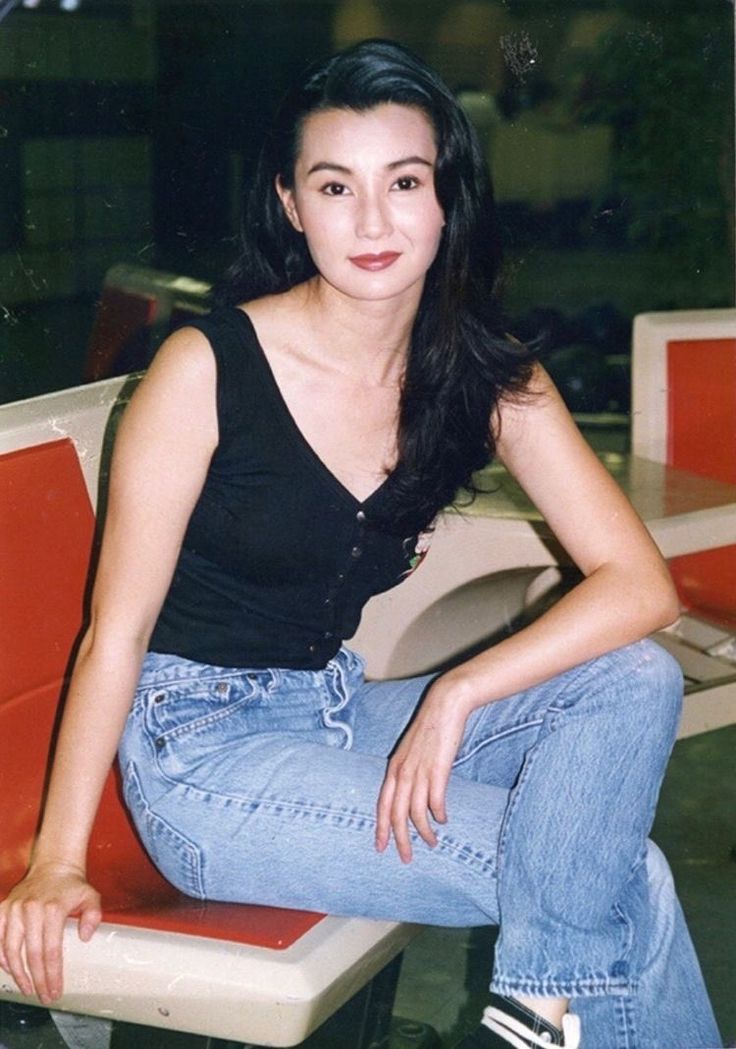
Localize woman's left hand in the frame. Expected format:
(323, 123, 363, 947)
(375, 679, 470, 863)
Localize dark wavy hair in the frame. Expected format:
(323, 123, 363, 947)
(217, 39, 534, 533)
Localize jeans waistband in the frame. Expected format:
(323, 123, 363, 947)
(136, 645, 365, 693)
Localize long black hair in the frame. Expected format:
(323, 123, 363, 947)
(218, 39, 534, 533)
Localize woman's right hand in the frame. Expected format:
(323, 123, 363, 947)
(0, 863, 102, 1004)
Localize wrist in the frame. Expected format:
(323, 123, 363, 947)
(429, 667, 479, 716)
(30, 842, 87, 876)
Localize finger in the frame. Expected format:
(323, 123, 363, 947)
(78, 896, 102, 942)
(0, 906, 9, 973)
(22, 903, 52, 1004)
(375, 774, 396, 852)
(42, 905, 67, 1001)
(4, 906, 33, 997)
(390, 773, 415, 864)
(428, 773, 450, 826)
(409, 788, 438, 850)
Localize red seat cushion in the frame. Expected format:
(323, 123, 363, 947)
(0, 439, 322, 949)
(666, 338, 736, 627)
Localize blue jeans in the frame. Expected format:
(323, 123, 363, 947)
(119, 640, 721, 1049)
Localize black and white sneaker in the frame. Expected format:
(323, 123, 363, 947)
(454, 994, 581, 1049)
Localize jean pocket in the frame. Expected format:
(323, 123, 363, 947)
(122, 760, 205, 899)
(144, 673, 260, 743)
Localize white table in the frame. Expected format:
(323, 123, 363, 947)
(354, 453, 736, 705)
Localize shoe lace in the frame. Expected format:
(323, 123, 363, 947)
(481, 1006, 581, 1049)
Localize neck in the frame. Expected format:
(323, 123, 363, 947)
(295, 276, 421, 387)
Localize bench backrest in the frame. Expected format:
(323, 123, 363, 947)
(0, 430, 321, 948)
(632, 311, 736, 627)
(0, 437, 165, 897)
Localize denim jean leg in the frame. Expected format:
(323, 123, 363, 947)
(120, 645, 718, 1049)
(482, 641, 683, 1001)
(120, 649, 507, 926)
(356, 643, 719, 1047)
(574, 843, 722, 1049)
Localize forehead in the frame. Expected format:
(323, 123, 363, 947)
(295, 104, 437, 167)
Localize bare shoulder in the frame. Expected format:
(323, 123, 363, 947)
(114, 325, 219, 470)
(142, 324, 217, 391)
(494, 363, 665, 578)
(495, 363, 579, 461)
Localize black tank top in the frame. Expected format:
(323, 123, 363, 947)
(148, 307, 434, 669)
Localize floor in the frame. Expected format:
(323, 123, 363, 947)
(1, 723, 734, 1049)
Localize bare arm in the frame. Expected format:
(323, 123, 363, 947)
(0, 327, 219, 1002)
(377, 365, 679, 861)
(442, 364, 679, 700)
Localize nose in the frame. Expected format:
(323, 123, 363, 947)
(355, 192, 392, 240)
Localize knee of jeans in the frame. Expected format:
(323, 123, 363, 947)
(630, 639, 683, 726)
(600, 639, 682, 724)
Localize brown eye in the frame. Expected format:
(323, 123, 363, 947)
(322, 182, 350, 196)
(394, 175, 420, 191)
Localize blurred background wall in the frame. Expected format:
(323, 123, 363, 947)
(0, 0, 733, 417)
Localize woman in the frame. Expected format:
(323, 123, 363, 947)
(0, 40, 721, 1049)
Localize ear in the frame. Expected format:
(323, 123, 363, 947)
(275, 175, 304, 233)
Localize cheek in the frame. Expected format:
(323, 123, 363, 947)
(419, 202, 446, 251)
(300, 204, 353, 258)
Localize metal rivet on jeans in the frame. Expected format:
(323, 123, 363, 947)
(155, 738, 165, 750)
(153, 692, 165, 703)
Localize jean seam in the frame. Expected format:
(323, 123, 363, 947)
(453, 716, 545, 769)
(490, 974, 638, 998)
(123, 760, 206, 899)
(142, 773, 499, 876)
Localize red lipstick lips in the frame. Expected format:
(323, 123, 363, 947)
(349, 252, 401, 271)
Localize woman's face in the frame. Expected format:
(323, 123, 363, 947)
(277, 104, 445, 306)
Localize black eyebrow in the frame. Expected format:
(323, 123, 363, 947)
(305, 156, 434, 177)
(387, 155, 434, 171)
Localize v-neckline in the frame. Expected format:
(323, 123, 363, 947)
(231, 307, 397, 510)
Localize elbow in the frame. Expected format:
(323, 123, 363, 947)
(78, 610, 154, 667)
(645, 569, 681, 633)
(659, 589, 681, 632)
